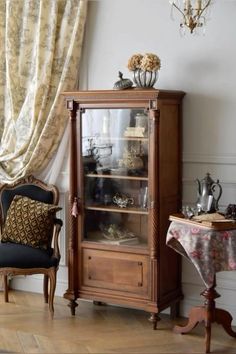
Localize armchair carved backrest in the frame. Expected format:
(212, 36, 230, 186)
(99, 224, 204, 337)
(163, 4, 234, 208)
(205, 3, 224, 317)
(0, 175, 63, 316)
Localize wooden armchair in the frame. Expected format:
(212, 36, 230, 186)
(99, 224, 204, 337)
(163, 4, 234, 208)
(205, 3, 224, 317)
(0, 175, 63, 316)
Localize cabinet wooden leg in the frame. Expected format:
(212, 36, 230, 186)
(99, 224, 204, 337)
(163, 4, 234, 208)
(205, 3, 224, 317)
(68, 300, 78, 316)
(149, 313, 160, 330)
(93, 301, 106, 306)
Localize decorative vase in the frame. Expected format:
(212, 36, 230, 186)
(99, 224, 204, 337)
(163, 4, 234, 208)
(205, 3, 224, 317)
(133, 69, 158, 88)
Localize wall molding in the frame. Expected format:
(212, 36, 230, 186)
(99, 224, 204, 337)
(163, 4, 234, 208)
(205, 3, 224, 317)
(11, 274, 68, 298)
(183, 179, 236, 188)
(183, 152, 236, 165)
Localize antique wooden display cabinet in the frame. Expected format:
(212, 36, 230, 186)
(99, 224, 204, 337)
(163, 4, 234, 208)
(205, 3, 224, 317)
(63, 89, 185, 328)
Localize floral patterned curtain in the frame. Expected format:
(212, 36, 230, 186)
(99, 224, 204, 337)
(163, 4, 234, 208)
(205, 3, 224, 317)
(0, 0, 87, 183)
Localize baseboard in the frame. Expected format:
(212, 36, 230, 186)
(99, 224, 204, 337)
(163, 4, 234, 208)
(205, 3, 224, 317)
(9, 276, 236, 326)
(10, 274, 68, 298)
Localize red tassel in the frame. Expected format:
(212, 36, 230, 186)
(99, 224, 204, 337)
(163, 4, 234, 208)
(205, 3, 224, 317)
(72, 198, 79, 217)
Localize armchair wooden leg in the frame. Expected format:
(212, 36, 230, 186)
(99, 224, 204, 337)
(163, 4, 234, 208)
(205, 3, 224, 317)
(43, 275, 49, 303)
(4, 275, 9, 302)
(48, 268, 57, 317)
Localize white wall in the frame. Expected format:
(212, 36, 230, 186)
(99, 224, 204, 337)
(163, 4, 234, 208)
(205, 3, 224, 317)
(12, 0, 236, 324)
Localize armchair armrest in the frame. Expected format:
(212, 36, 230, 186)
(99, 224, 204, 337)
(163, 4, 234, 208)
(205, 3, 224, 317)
(54, 218, 63, 227)
(52, 218, 63, 260)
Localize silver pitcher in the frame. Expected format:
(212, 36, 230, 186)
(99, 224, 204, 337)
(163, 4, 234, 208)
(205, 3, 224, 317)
(196, 173, 222, 213)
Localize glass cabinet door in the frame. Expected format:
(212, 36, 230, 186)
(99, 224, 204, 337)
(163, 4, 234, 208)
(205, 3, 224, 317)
(81, 108, 149, 248)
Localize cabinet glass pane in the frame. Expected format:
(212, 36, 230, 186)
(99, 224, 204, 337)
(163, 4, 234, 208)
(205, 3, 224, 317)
(81, 108, 149, 248)
(84, 210, 148, 247)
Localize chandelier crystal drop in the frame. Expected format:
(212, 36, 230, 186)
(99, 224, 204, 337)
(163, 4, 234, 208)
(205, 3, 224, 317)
(169, 0, 212, 34)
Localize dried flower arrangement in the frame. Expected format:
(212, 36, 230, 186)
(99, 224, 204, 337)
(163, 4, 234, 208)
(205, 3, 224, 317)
(127, 53, 161, 72)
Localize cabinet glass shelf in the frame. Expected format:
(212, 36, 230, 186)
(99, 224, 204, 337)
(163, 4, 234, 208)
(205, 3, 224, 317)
(96, 137, 149, 142)
(85, 205, 148, 214)
(85, 173, 148, 181)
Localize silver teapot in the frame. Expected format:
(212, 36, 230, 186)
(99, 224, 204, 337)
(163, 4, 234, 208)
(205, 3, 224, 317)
(196, 173, 222, 213)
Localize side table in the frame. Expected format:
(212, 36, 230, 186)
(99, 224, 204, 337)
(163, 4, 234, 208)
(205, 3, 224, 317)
(166, 215, 236, 353)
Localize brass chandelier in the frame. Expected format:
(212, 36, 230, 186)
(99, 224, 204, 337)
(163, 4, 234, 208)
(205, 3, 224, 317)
(170, 0, 212, 34)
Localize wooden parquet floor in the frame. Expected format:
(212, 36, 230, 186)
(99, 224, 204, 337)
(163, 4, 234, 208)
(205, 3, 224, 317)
(0, 290, 235, 354)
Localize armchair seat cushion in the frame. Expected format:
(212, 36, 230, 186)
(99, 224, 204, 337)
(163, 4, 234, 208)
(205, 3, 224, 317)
(0, 243, 59, 269)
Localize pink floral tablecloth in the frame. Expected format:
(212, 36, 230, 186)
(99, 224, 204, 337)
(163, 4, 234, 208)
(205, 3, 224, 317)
(166, 221, 236, 288)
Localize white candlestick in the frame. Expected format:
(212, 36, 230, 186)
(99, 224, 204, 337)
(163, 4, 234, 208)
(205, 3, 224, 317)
(196, 0, 201, 10)
(184, 0, 191, 10)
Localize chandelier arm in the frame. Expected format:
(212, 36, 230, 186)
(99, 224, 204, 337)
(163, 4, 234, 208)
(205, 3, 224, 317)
(171, 2, 186, 17)
(198, 0, 212, 18)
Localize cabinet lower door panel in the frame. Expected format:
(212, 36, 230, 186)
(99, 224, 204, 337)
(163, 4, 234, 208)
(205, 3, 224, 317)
(82, 249, 149, 297)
